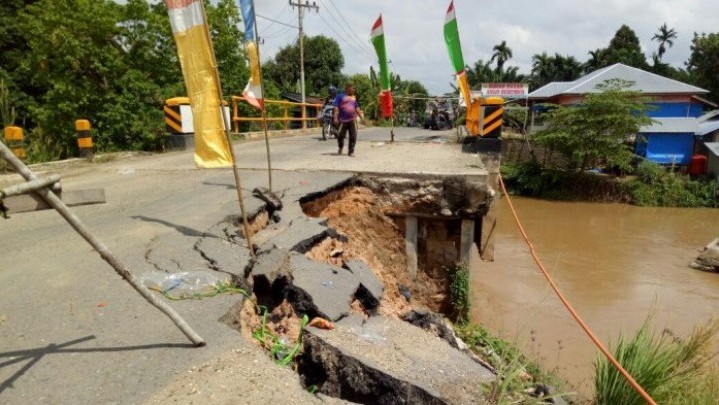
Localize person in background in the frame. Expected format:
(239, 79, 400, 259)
(333, 83, 364, 157)
(325, 85, 337, 105)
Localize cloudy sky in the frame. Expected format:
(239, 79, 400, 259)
(253, 0, 719, 94)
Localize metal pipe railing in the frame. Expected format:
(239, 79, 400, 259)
(231, 96, 323, 133)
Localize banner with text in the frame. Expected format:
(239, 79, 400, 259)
(481, 83, 528, 99)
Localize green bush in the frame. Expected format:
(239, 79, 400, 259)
(501, 161, 629, 202)
(626, 162, 717, 207)
(502, 160, 717, 207)
(635, 160, 662, 185)
(449, 264, 470, 323)
(500, 160, 545, 196)
(594, 319, 719, 405)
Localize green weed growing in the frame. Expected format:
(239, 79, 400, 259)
(594, 318, 719, 405)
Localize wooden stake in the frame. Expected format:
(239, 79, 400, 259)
(0, 174, 60, 198)
(251, 0, 273, 192)
(0, 142, 206, 347)
(200, 0, 256, 259)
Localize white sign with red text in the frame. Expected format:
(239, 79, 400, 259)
(481, 83, 528, 99)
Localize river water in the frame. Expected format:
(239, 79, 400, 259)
(471, 197, 719, 396)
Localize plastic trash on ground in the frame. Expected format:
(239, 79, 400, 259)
(141, 271, 231, 300)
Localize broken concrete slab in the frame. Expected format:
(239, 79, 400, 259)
(289, 253, 359, 321)
(344, 259, 383, 310)
(248, 248, 293, 308)
(251, 248, 293, 284)
(401, 309, 462, 350)
(195, 234, 252, 279)
(299, 315, 495, 404)
(264, 216, 343, 253)
(253, 187, 283, 211)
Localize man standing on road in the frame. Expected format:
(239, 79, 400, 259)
(333, 83, 364, 157)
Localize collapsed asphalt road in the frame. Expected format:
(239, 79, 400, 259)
(0, 127, 490, 404)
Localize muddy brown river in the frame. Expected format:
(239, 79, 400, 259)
(471, 197, 719, 396)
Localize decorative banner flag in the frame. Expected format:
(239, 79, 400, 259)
(239, 0, 263, 109)
(370, 15, 393, 119)
(443, 1, 471, 110)
(166, 0, 233, 168)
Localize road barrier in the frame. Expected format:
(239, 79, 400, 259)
(3, 126, 25, 160)
(231, 96, 322, 133)
(75, 119, 93, 158)
(467, 97, 503, 138)
(164, 98, 185, 134)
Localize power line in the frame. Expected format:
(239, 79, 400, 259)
(261, 19, 294, 38)
(317, 2, 374, 60)
(256, 13, 298, 30)
(256, 3, 292, 37)
(260, 26, 295, 40)
(316, 12, 373, 59)
(324, 0, 374, 55)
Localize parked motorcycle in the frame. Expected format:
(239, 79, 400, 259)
(321, 103, 337, 140)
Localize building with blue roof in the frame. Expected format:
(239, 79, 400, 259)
(528, 63, 715, 166)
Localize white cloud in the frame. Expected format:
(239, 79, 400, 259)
(253, 0, 719, 94)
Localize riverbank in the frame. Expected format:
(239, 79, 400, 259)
(475, 196, 719, 399)
(501, 139, 718, 208)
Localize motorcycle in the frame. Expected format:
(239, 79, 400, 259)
(320, 103, 337, 140)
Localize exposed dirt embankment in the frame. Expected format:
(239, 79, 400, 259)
(303, 187, 412, 317)
(302, 186, 459, 317)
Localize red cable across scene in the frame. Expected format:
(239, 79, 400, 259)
(497, 174, 657, 405)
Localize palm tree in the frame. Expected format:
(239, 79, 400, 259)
(531, 52, 552, 88)
(490, 41, 513, 73)
(652, 23, 677, 61)
(584, 49, 604, 73)
(555, 54, 582, 81)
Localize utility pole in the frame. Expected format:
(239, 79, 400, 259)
(289, 0, 318, 128)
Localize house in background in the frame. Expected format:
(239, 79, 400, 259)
(528, 63, 714, 166)
(697, 112, 719, 178)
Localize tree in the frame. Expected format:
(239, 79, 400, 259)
(583, 49, 604, 73)
(530, 53, 581, 89)
(264, 35, 345, 96)
(533, 79, 654, 171)
(348, 72, 376, 120)
(9, 0, 247, 159)
(0, 0, 42, 120)
(599, 25, 649, 69)
(490, 40, 513, 73)
(652, 23, 677, 61)
(466, 59, 495, 87)
(686, 32, 719, 102)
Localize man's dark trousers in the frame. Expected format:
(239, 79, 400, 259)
(337, 121, 357, 155)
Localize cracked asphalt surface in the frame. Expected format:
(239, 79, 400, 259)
(0, 127, 487, 404)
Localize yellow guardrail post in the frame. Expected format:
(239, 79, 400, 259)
(479, 97, 504, 138)
(283, 105, 289, 131)
(232, 98, 239, 133)
(3, 126, 25, 160)
(75, 119, 93, 159)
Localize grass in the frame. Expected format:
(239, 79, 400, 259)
(594, 318, 719, 405)
(455, 323, 570, 404)
(449, 264, 471, 323)
(252, 306, 310, 366)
